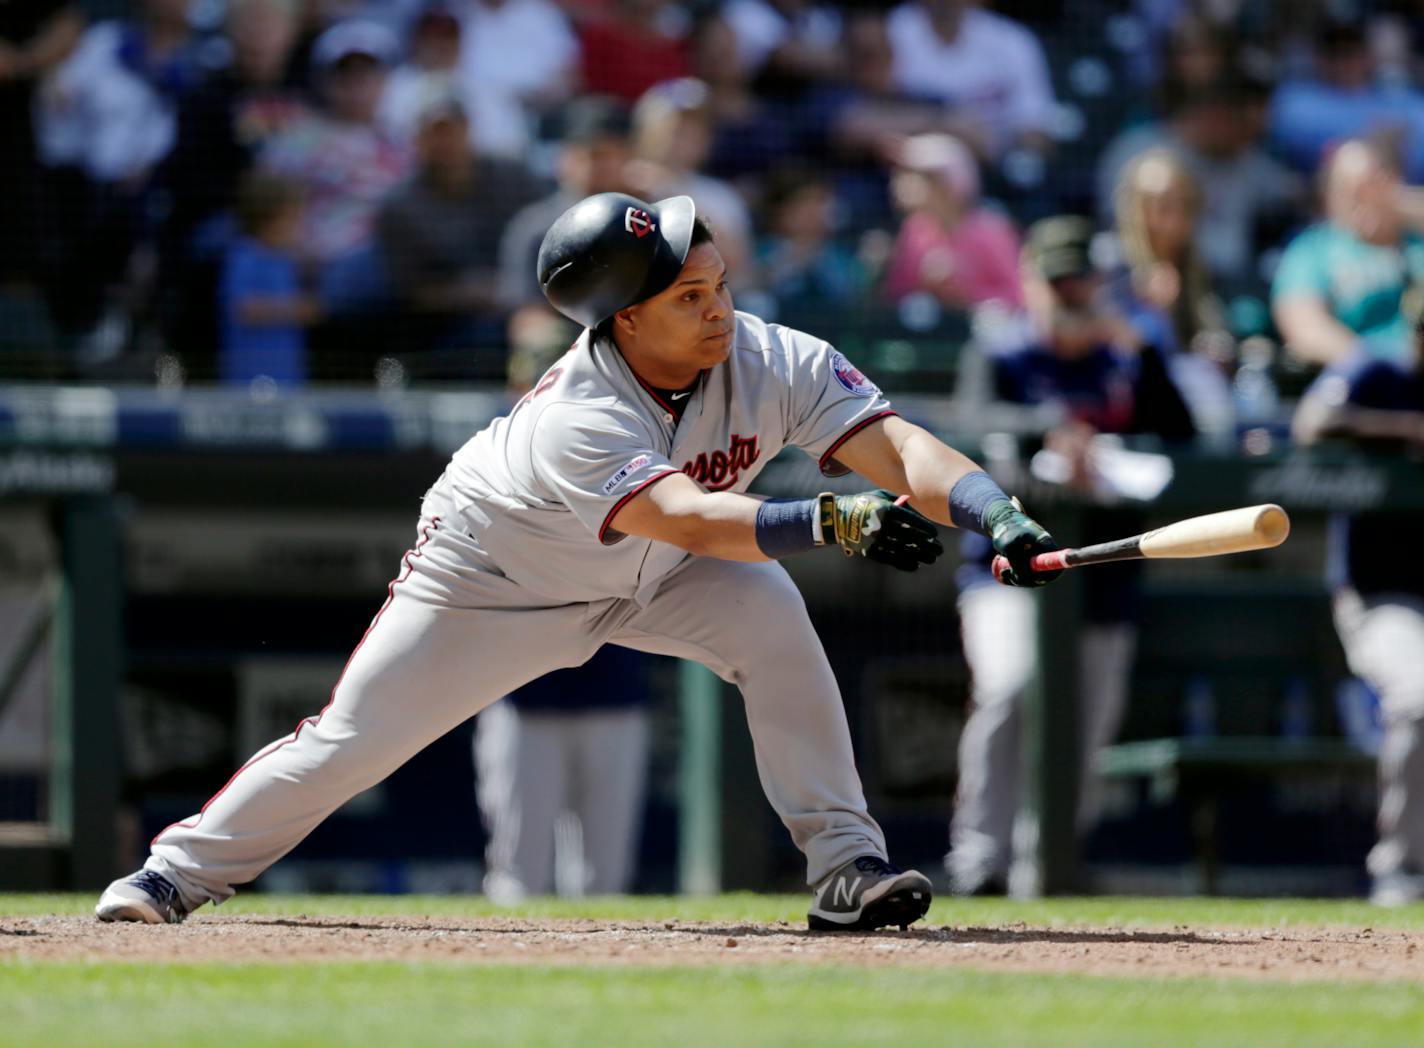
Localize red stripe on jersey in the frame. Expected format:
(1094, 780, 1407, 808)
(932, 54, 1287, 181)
(151, 517, 443, 848)
(818, 410, 898, 475)
(599, 470, 682, 545)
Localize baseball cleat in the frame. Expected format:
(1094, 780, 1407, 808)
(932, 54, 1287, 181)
(807, 855, 933, 931)
(95, 869, 189, 924)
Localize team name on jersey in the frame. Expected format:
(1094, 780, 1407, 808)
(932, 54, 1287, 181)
(682, 434, 760, 492)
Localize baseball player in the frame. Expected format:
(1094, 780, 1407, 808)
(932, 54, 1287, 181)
(1292, 292, 1424, 905)
(96, 192, 1061, 930)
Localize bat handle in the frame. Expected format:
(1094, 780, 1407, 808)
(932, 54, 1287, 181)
(990, 548, 1072, 584)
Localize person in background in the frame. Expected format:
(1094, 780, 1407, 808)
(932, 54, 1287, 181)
(1271, 14, 1424, 183)
(498, 95, 636, 310)
(377, 93, 545, 370)
(721, 0, 842, 91)
(1096, 71, 1303, 291)
(1292, 289, 1424, 906)
(628, 77, 754, 281)
(885, 0, 1055, 162)
(948, 216, 1194, 897)
(33, 0, 207, 357)
(578, 0, 691, 104)
(755, 166, 867, 322)
(380, 3, 527, 160)
(219, 171, 320, 388)
(473, 339, 655, 904)
(0, 0, 82, 291)
(460, 0, 578, 141)
(882, 133, 1023, 310)
(1273, 138, 1424, 368)
(258, 20, 410, 269)
(157, 0, 306, 370)
(1110, 148, 1234, 435)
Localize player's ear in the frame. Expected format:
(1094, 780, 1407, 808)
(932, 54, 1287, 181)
(613, 305, 637, 336)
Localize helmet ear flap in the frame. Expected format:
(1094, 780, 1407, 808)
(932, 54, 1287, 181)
(537, 193, 697, 329)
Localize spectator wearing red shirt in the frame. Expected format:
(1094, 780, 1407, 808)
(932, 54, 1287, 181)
(578, 0, 690, 104)
(883, 133, 1023, 309)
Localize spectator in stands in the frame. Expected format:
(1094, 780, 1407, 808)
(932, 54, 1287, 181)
(882, 133, 1023, 310)
(33, 0, 208, 355)
(219, 171, 320, 388)
(1273, 139, 1424, 367)
(1271, 15, 1424, 182)
(0, 1, 82, 291)
(948, 216, 1194, 897)
(885, 0, 1056, 161)
(259, 20, 410, 267)
(755, 167, 867, 322)
(498, 96, 635, 309)
(1292, 289, 1424, 906)
(721, 0, 842, 91)
(578, 0, 691, 104)
(628, 77, 754, 281)
(687, 11, 797, 180)
(1110, 148, 1235, 435)
(377, 93, 545, 368)
(460, 0, 578, 141)
(157, 0, 307, 366)
(1097, 72, 1303, 291)
(381, 3, 526, 160)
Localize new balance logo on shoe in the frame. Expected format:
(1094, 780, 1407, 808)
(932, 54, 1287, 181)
(833, 876, 863, 909)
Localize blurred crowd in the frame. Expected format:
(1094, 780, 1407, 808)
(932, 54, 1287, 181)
(4, 0, 1424, 396)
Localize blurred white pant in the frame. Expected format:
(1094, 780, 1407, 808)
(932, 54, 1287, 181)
(1333, 589, 1424, 879)
(475, 701, 649, 899)
(949, 583, 1136, 889)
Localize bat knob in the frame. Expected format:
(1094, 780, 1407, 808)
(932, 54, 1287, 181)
(991, 554, 1009, 584)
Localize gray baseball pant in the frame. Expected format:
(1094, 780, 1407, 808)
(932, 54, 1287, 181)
(1333, 588, 1424, 880)
(948, 583, 1135, 890)
(148, 491, 885, 908)
(475, 701, 649, 898)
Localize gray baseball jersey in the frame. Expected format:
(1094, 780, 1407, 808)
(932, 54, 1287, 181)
(145, 309, 898, 906)
(442, 310, 896, 603)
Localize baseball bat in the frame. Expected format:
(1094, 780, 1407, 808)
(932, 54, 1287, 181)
(990, 504, 1291, 583)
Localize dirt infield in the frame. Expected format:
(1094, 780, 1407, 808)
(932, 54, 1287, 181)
(4, 914, 1423, 982)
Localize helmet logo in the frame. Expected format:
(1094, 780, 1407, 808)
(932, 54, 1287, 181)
(624, 207, 656, 238)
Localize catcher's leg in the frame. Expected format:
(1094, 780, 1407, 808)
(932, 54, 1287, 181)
(949, 583, 1036, 892)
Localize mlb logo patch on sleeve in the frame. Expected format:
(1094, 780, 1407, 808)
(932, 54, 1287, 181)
(831, 352, 879, 397)
(602, 454, 653, 494)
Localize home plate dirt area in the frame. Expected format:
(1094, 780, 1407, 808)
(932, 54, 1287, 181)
(4, 914, 1423, 982)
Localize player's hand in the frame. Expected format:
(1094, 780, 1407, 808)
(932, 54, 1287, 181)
(986, 498, 1062, 587)
(820, 489, 942, 571)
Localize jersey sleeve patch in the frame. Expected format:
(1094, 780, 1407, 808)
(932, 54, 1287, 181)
(601, 453, 654, 495)
(831, 351, 880, 397)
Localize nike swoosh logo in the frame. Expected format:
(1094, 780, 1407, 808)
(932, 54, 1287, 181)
(671, 392, 692, 401)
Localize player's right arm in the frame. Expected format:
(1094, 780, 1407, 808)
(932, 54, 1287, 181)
(612, 473, 943, 570)
(608, 473, 769, 561)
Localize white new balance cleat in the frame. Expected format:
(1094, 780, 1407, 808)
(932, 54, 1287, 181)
(95, 869, 189, 924)
(807, 855, 933, 931)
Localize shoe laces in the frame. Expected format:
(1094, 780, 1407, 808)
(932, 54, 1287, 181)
(852, 856, 902, 877)
(131, 870, 182, 910)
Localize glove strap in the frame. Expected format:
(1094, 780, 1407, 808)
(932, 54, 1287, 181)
(816, 492, 836, 546)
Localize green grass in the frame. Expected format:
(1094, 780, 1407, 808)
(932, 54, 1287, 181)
(2, 962, 1423, 1048)
(6, 895, 1424, 1047)
(9, 891, 1424, 929)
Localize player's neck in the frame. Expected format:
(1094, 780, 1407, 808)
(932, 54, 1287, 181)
(609, 333, 702, 390)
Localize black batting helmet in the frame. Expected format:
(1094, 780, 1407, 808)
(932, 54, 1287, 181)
(537, 193, 697, 329)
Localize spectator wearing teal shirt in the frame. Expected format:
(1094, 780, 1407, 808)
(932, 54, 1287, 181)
(1273, 140, 1424, 367)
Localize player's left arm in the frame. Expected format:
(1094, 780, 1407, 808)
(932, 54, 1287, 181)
(832, 415, 1065, 587)
(828, 415, 979, 526)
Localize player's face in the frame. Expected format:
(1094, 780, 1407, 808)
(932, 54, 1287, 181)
(620, 242, 735, 379)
